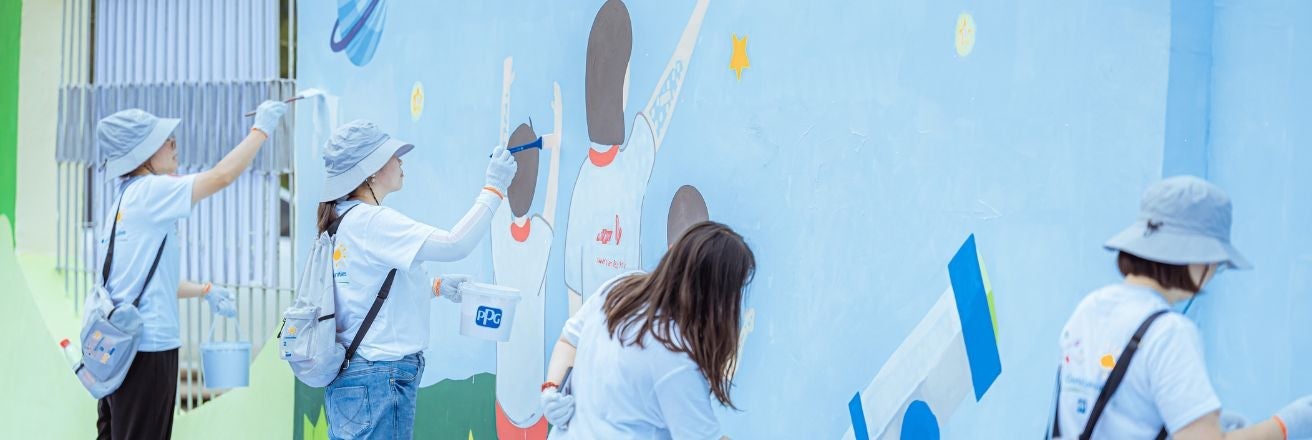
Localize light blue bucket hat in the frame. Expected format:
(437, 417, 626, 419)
(1105, 175, 1251, 270)
(97, 109, 181, 178)
(320, 120, 414, 202)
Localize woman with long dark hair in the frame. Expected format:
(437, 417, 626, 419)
(540, 221, 754, 439)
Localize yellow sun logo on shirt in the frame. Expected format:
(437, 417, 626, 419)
(333, 244, 346, 263)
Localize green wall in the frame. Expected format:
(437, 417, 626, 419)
(0, 0, 21, 239)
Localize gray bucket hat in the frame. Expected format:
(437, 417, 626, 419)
(1105, 175, 1251, 270)
(98, 109, 181, 178)
(321, 120, 414, 202)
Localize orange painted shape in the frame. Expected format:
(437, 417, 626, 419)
(510, 217, 532, 243)
(495, 401, 549, 440)
(588, 144, 620, 167)
(1099, 354, 1115, 369)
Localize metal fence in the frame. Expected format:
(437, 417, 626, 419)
(56, 0, 297, 412)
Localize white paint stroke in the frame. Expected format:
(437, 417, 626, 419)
(643, 0, 709, 153)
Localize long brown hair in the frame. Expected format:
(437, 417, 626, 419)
(316, 201, 339, 234)
(602, 221, 755, 408)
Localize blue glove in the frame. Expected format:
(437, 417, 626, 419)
(204, 286, 237, 318)
(485, 145, 517, 193)
(434, 274, 472, 303)
(1277, 395, 1312, 439)
(251, 100, 288, 136)
(541, 388, 575, 428)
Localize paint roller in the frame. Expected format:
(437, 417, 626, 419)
(243, 88, 327, 117)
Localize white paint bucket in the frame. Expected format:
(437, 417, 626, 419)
(459, 282, 522, 342)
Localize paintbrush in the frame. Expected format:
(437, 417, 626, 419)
(244, 88, 326, 116)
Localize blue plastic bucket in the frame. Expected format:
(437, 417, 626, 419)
(201, 316, 251, 389)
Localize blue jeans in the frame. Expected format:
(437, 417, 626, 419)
(324, 352, 425, 440)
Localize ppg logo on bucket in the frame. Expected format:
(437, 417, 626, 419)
(475, 306, 503, 329)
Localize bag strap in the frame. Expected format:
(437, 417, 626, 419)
(1050, 367, 1063, 439)
(101, 178, 139, 286)
(341, 268, 397, 371)
(328, 201, 395, 371)
(102, 177, 168, 318)
(131, 239, 168, 308)
(1077, 309, 1170, 440)
(327, 203, 361, 236)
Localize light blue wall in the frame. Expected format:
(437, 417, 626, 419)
(1196, 0, 1312, 423)
(292, 0, 1308, 437)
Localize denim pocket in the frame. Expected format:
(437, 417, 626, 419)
(326, 385, 370, 438)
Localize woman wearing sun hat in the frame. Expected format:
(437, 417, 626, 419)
(93, 100, 287, 439)
(1051, 176, 1312, 440)
(315, 120, 515, 439)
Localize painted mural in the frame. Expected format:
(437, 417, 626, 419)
(293, 0, 1180, 437)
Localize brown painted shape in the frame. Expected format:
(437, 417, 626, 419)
(507, 123, 540, 218)
(585, 0, 632, 146)
(667, 185, 709, 246)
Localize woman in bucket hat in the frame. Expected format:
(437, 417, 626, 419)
(1052, 176, 1312, 440)
(93, 101, 287, 440)
(316, 120, 515, 439)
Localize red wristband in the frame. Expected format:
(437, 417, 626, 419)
(541, 381, 559, 392)
(1274, 415, 1288, 440)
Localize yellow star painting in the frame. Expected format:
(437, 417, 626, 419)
(410, 81, 425, 121)
(955, 13, 976, 57)
(730, 33, 750, 80)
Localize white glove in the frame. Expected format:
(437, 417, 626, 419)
(251, 100, 288, 136)
(433, 274, 472, 303)
(1277, 395, 1312, 439)
(204, 286, 237, 318)
(541, 388, 575, 428)
(485, 145, 517, 193)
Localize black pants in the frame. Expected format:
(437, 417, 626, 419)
(97, 349, 178, 440)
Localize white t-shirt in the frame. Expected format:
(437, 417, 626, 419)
(331, 200, 438, 361)
(551, 274, 722, 440)
(97, 175, 196, 352)
(563, 115, 656, 300)
(1057, 283, 1220, 438)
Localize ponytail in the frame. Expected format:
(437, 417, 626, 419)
(317, 201, 339, 234)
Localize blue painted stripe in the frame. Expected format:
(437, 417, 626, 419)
(948, 234, 1002, 401)
(850, 392, 870, 440)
